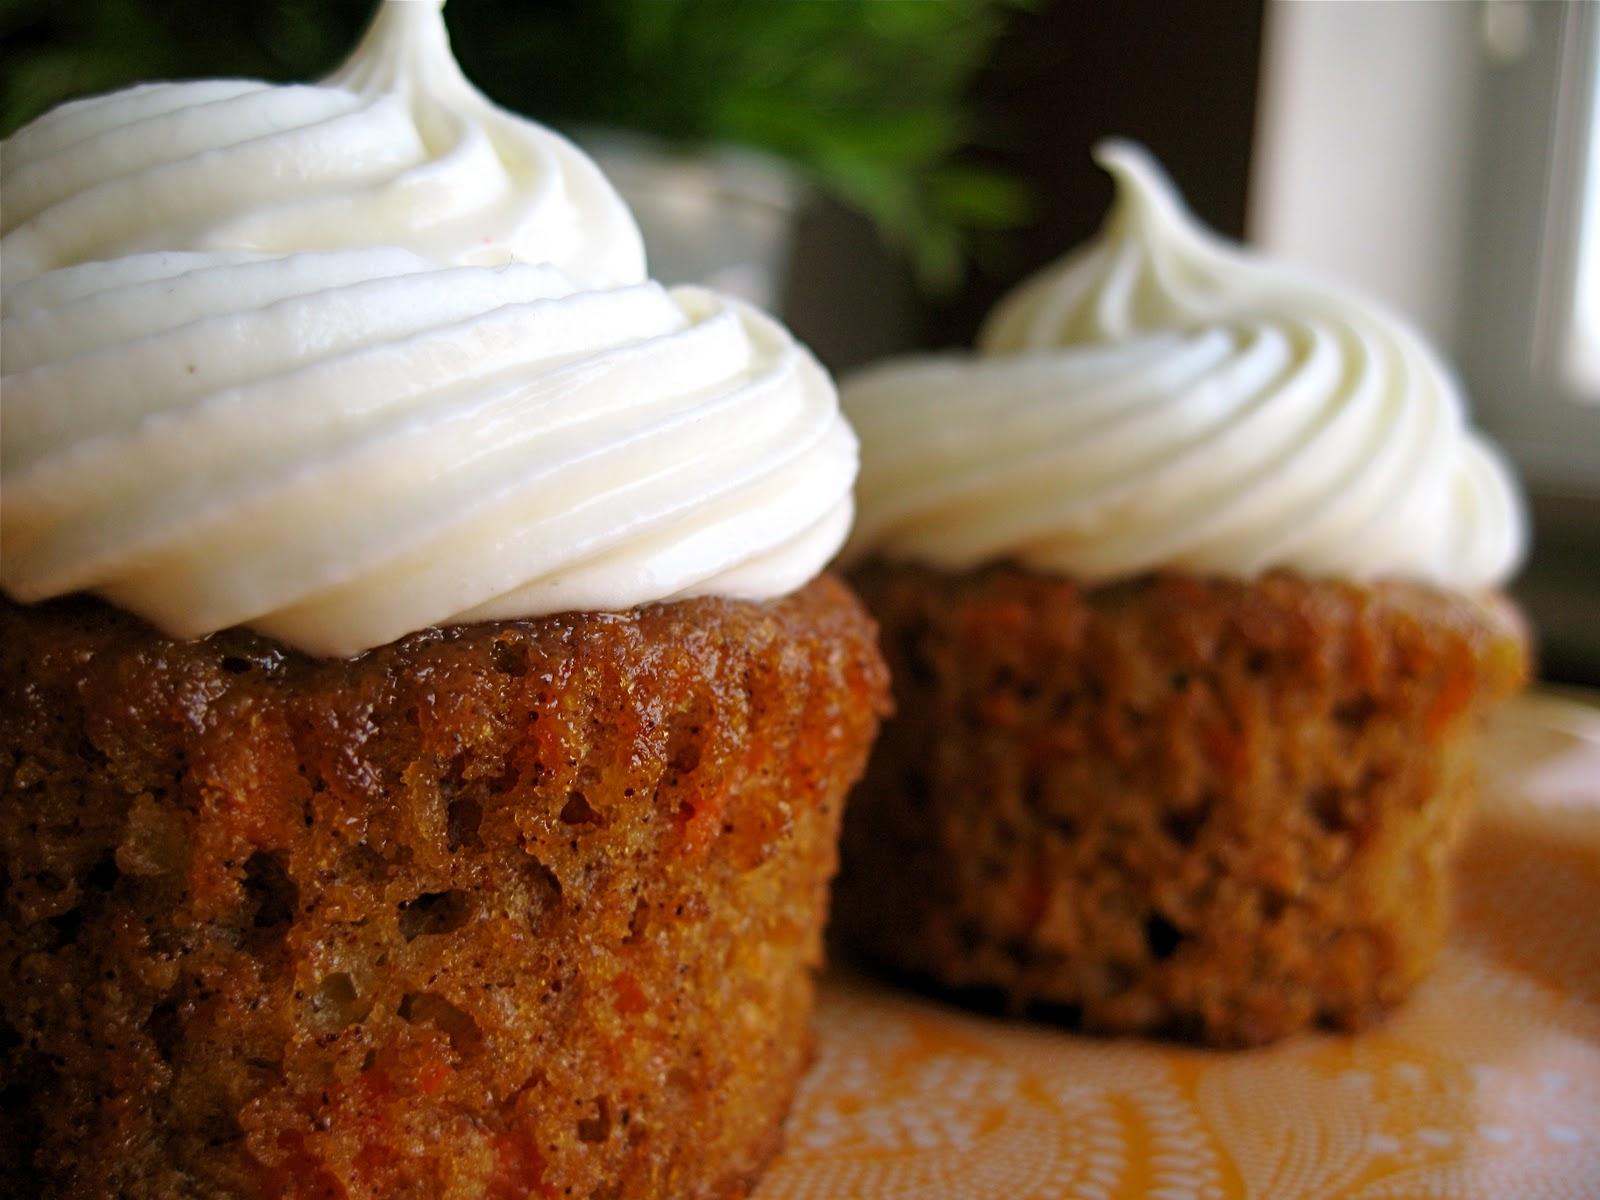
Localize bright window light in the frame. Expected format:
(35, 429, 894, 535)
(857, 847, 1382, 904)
(1567, 13, 1600, 400)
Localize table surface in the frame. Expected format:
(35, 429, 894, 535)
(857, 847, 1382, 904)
(754, 692, 1600, 1200)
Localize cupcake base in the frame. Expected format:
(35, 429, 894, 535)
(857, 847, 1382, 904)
(0, 577, 888, 1199)
(835, 564, 1527, 1047)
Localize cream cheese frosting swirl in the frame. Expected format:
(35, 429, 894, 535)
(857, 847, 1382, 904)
(843, 141, 1524, 590)
(0, 2, 856, 657)
(0, 0, 643, 286)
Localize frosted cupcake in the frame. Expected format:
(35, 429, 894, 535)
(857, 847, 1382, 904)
(834, 142, 1527, 1046)
(0, 4, 886, 1197)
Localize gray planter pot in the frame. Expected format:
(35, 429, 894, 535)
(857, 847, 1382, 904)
(580, 129, 804, 314)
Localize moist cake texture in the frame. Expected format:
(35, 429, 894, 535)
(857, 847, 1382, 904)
(1, 575, 888, 1199)
(835, 564, 1526, 1046)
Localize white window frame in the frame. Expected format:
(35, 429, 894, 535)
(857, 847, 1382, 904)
(1460, 0, 1600, 492)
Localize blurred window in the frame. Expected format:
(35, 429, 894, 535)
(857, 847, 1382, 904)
(1566, 10, 1600, 399)
(1457, 0, 1600, 495)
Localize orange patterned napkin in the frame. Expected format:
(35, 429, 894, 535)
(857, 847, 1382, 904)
(759, 695, 1600, 1199)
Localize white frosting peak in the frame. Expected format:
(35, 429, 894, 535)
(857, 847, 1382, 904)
(1, 1, 855, 657)
(843, 140, 1524, 590)
(1, 0, 644, 287)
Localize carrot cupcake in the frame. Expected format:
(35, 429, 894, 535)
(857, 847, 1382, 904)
(834, 141, 1527, 1046)
(0, 4, 887, 1198)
